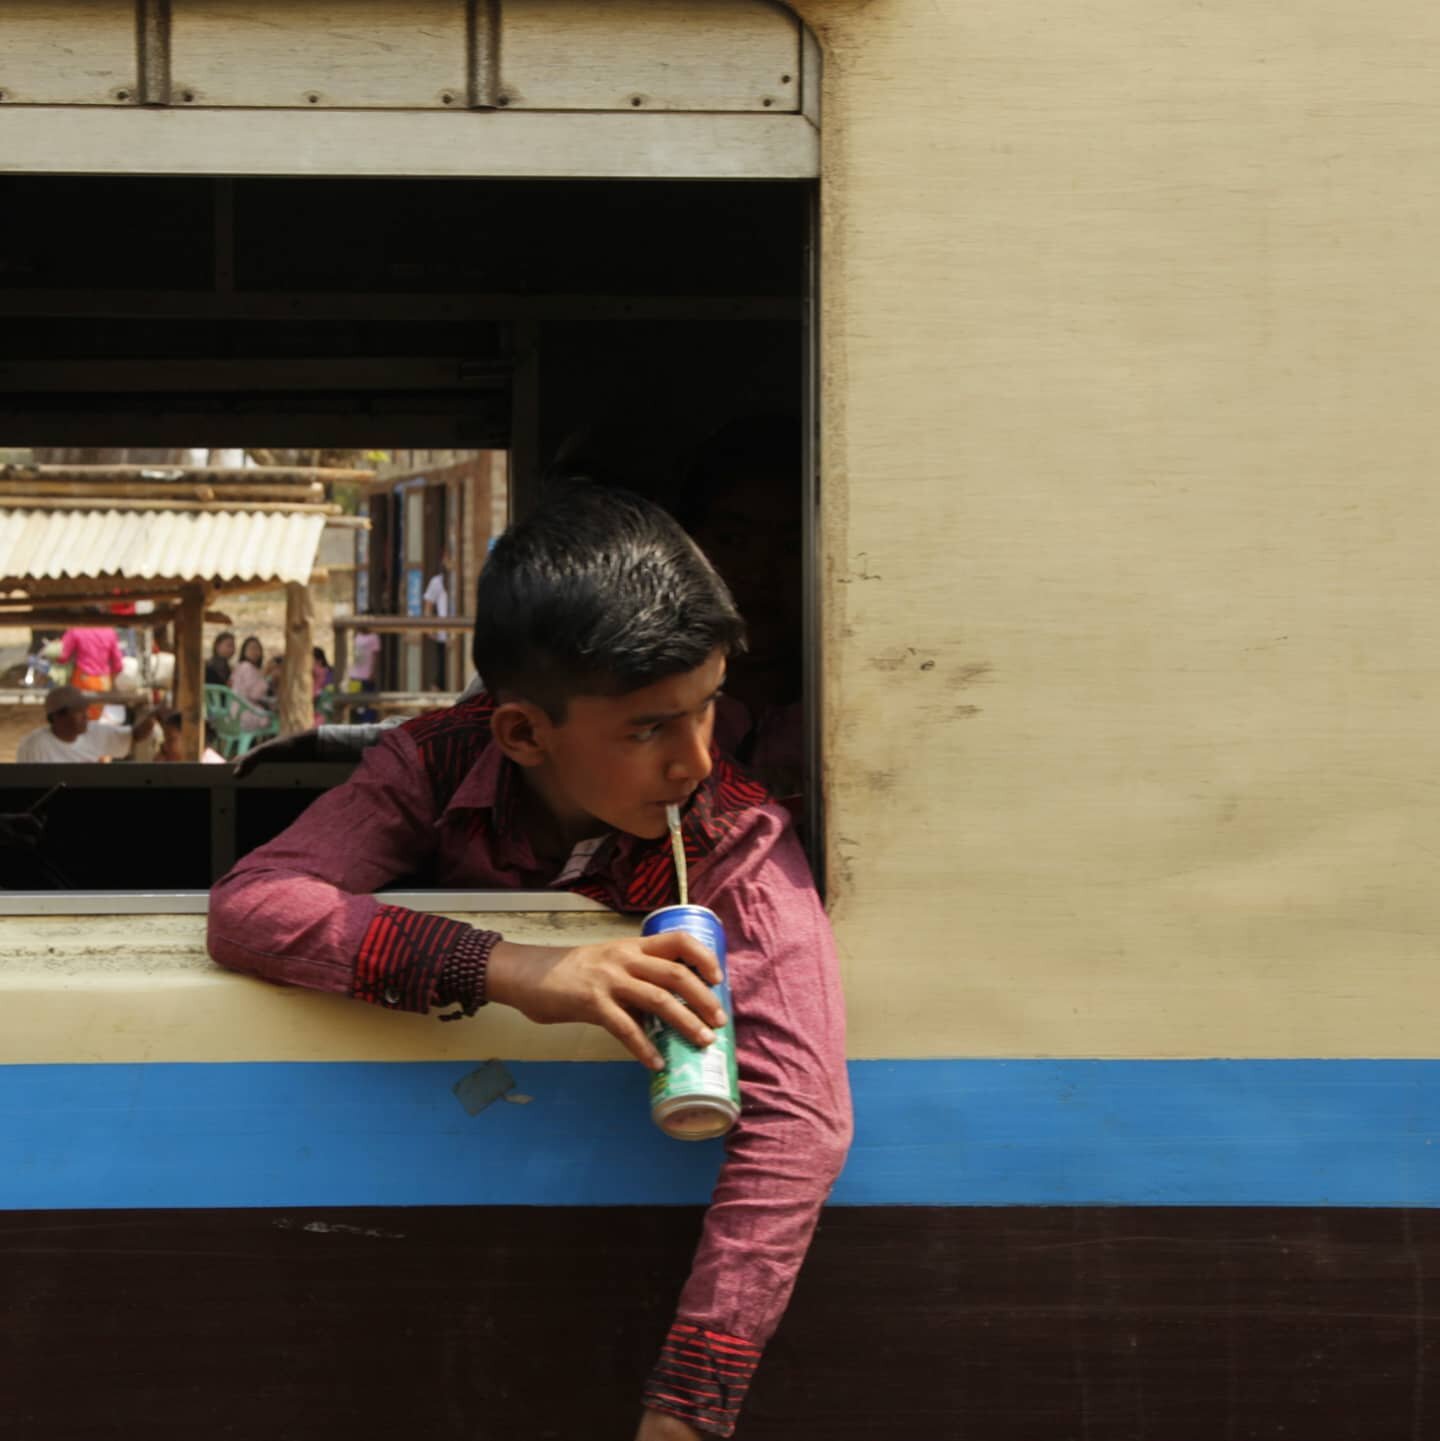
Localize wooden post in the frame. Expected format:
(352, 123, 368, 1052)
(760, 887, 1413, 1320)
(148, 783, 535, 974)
(174, 583, 205, 762)
(280, 581, 314, 737)
(333, 619, 352, 692)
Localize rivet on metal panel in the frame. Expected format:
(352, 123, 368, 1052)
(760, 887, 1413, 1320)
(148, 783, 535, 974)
(115, 90, 132, 103)
(440, 91, 456, 105)
(630, 96, 644, 107)
(305, 92, 321, 105)
(762, 97, 774, 107)
(781, 75, 793, 84)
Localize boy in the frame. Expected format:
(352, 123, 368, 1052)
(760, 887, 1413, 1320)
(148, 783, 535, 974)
(207, 486, 851, 1439)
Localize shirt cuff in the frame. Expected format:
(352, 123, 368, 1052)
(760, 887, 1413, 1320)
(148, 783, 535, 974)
(353, 905, 471, 1013)
(641, 1321, 763, 1438)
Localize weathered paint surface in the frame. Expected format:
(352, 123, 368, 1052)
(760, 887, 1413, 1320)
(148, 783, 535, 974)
(9, 1206, 1440, 1440)
(793, 0, 1440, 1059)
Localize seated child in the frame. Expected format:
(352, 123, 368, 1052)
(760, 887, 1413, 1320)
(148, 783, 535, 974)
(206, 485, 851, 1441)
(155, 709, 227, 764)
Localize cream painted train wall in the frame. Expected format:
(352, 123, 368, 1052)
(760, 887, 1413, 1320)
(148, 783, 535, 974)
(797, 0, 1440, 1060)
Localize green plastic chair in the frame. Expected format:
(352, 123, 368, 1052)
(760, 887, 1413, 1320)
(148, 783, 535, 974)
(204, 682, 279, 758)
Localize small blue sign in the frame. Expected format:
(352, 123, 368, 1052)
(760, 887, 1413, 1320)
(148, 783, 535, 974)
(405, 569, 423, 616)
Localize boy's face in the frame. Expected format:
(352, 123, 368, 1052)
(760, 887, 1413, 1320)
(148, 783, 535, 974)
(511, 648, 726, 842)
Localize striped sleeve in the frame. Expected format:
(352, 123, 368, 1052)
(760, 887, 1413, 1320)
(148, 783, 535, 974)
(641, 1322, 763, 1438)
(353, 904, 473, 1013)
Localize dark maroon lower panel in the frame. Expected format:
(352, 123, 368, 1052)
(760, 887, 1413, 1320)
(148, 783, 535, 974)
(4, 1206, 1439, 1440)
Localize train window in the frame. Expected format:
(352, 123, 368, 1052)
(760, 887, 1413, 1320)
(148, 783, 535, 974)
(0, 175, 819, 898)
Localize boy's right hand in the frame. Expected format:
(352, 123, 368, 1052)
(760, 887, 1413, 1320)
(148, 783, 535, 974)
(487, 934, 727, 1070)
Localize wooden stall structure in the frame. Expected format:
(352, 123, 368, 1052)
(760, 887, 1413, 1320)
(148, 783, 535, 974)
(349, 452, 506, 693)
(328, 613, 476, 718)
(0, 463, 367, 756)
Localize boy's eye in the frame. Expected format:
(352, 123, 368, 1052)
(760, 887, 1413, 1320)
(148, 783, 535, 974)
(630, 695, 720, 743)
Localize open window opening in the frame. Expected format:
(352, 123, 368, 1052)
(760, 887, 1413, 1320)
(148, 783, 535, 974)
(0, 174, 818, 898)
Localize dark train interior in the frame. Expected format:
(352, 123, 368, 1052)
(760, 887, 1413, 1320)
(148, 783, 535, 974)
(0, 175, 814, 889)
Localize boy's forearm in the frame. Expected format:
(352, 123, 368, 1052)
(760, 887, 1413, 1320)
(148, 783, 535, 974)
(484, 940, 565, 1010)
(644, 806, 852, 1437)
(207, 731, 463, 1006)
(639, 1049, 849, 1439)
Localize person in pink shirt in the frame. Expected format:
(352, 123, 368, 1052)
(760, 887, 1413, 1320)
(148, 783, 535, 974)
(208, 487, 850, 1440)
(59, 625, 124, 720)
(345, 624, 382, 723)
(229, 636, 276, 731)
(347, 625, 381, 685)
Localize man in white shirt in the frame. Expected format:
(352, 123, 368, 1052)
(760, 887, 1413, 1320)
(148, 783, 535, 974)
(16, 686, 157, 764)
(422, 547, 451, 689)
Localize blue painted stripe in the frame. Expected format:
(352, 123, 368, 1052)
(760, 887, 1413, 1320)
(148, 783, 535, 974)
(4, 1059, 1440, 1210)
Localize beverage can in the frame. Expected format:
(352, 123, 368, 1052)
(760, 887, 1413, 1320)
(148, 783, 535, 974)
(641, 904, 740, 1141)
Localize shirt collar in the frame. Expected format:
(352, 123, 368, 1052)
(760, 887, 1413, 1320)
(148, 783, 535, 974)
(443, 739, 508, 817)
(441, 742, 534, 868)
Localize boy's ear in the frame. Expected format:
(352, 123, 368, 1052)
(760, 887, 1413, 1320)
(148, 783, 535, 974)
(490, 699, 551, 768)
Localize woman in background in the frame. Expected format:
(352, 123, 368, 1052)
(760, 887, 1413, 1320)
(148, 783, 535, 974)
(59, 623, 124, 721)
(204, 632, 235, 687)
(311, 646, 336, 725)
(230, 636, 275, 731)
(345, 625, 381, 723)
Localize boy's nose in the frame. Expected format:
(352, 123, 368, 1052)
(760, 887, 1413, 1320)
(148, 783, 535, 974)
(666, 724, 713, 784)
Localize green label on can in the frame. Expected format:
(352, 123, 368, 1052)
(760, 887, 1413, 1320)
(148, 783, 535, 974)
(647, 1016, 740, 1109)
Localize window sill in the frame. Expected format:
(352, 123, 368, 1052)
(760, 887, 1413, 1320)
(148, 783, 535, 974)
(0, 889, 608, 916)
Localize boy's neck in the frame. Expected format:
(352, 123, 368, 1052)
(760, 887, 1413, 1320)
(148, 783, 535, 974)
(515, 767, 607, 863)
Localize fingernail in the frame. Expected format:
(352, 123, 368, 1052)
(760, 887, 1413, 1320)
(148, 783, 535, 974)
(648, 1054, 664, 1071)
(713, 1011, 727, 1028)
(698, 1028, 715, 1045)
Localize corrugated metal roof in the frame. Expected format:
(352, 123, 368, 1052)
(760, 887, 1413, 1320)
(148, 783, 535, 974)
(0, 509, 327, 586)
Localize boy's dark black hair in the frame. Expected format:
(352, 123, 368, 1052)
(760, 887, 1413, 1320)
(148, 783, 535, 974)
(472, 483, 746, 720)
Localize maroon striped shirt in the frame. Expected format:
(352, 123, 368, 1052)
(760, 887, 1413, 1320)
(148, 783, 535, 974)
(207, 694, 852, 1437)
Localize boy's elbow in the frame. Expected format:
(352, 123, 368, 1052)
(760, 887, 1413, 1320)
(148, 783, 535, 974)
(205, 874, 247, 973)
(819, 1104, 854, 1187)
(206, 866, 274, 976)
(785, 1086, 852, 1191)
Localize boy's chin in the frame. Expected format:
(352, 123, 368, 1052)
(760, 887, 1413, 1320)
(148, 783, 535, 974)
(616, 808, 671, 841)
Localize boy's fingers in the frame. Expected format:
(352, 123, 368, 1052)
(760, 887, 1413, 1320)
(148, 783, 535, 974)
(597, 1002, 663, 1070)
(637, 931, 721, 985)
(626, 957, 727, 1029)
(620, 980, 717, 1048)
